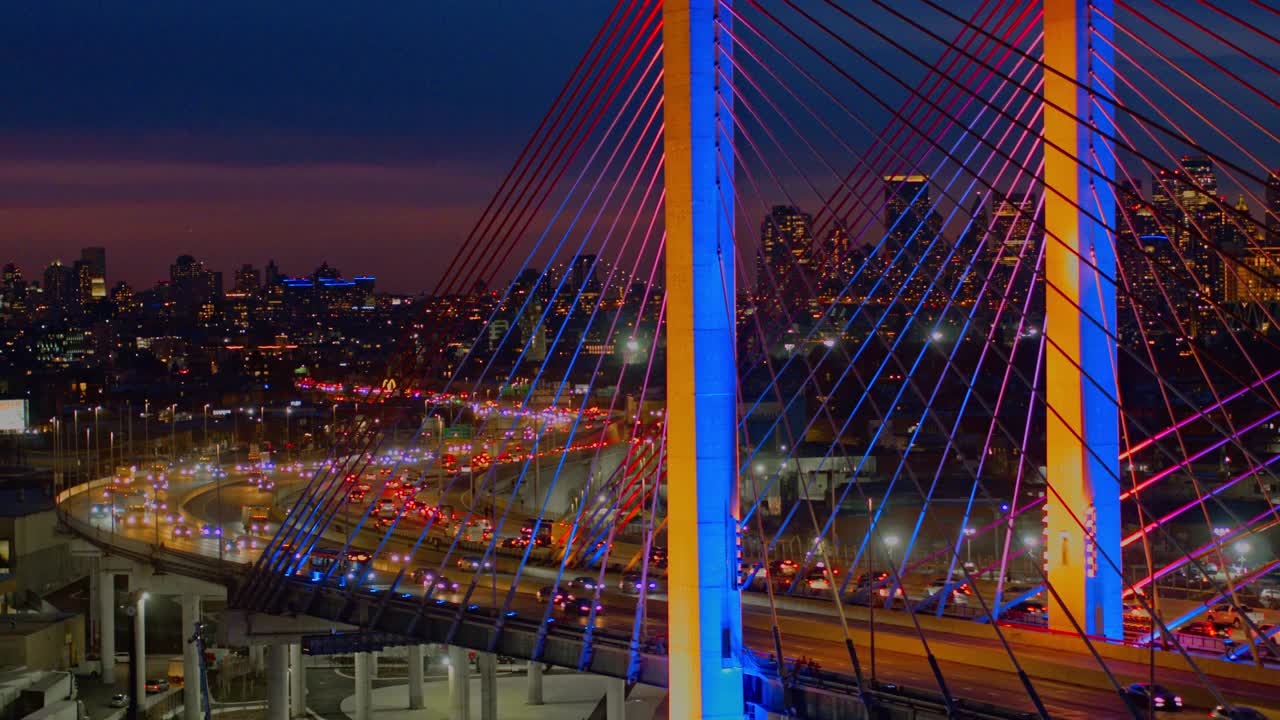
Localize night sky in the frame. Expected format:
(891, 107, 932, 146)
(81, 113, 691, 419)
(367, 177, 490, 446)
(1, 2, 1275, 293)
(0, 2, 611, 293)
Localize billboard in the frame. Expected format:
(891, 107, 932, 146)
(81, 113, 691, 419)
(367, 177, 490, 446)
(0, 399, 27, 432)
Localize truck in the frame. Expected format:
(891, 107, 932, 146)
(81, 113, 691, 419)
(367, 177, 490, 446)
(242, 505, 271, 535)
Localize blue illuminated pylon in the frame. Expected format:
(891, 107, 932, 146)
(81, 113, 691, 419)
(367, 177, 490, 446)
(1043, 0, 1123, 640)
(662, 0, 745, 718)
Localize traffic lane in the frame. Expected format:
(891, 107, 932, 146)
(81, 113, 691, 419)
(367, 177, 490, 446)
(86, 485, 1224, 720)
(164, 474, 1280, 711)
(745, 627, 1130, 720)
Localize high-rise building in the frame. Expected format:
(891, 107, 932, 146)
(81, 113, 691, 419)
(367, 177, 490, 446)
(42, 260, 75, 309)
(265, 259, 284, 287)
(570, 254, 601, 294)
(234, 263, 261, 293)
(77, 246, 107, 302)
(756, 205, 812, 298)
(884, 175, 931, 245)
(1267, 169, 1280, 247)
(80, 247, 106, 280)
(990, 193, 1039, 265)
(170, 254, 222, 319)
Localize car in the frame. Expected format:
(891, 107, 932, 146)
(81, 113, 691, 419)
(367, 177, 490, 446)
(1124, 603, 1152, 620)
(458, 555, 492, 571)
(170, 524, 193, 539)
(851, 572, 906, 602)
(558, 595, 604, 616)
(500, 537, 528, 549)
(1003, 601, 1048, 623)
(1232, 624, 1279, 661)
(1178, 621, 1231, 640)
(410, 567, 435, 585)
(1120, 683, 1182, 713)
(620, 573, 659, 594)
(570, 576, 600, 592)
(536, 586, 569, 604)
(108, 694, 129, 708)
(199, 524, 222, 538)
(1211, 705, 1270, 720)
(804, 566, 839, 593)
(1206, 603, 1264, 628)
(144, 678, 170, 694)
(431, 575, 460, 593)
(925, 578, 972, 605)
(1260, 586, 1280, 609)
(769, 559, 800, 578)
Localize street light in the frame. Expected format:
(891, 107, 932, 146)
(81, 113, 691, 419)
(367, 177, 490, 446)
(94, 406, 103, 479)
(203, 404, 211, 454)
(963, 526, 977, 565)
(883, 534, 900, 563)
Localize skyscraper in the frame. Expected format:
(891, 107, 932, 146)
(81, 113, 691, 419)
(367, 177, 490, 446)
(756, 205, 812, 298)
(883, 175, 931, 248)
(170, 254, 222, 319)
(77, 246, 107, 302)
(1267, 169, 1280, 247)
(42, 260, 75, 309)
(234, 264, 261, 293)
(991, 193, 1039, 265)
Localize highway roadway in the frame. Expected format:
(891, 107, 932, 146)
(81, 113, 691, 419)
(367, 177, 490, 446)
(62, 460, 1280, 719)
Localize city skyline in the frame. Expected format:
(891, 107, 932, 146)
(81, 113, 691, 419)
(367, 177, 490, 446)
(2, 3, 1276, 293)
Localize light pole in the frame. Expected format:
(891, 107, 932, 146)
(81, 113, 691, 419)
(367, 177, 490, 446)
(286, 407, 293, 460)
(963, 526, 977, 567)
(203, 404, 210, 454)
(883, 534, 900, 566)
(143, 400, 150, 460)
(94, 406, 103, 479)
(72, 409, 81, 485)
(51, 418, 60, 494)
(1022, 535, 1040, 578)
(170, 404, 178, 461)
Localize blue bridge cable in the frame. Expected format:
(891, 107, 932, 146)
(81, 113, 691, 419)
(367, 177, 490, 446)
(252, 0, 670, 597)
(716, 20, 1044, 707)
(276, 7, 665, 589)
(317, 41, 666, 609)
(245, 0, 639, 587)
(734, 0, 1276, 647)
(718, 10, 1050, 589)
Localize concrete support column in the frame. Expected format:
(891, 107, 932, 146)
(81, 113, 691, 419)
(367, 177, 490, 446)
(289, 643, 305, 719)
(181, 594, 201, 720)
(250, 645, 266, 674)
(606, 677, 626, 720)
(447, 646, 469, 720)
(89, 570, 100, 658)
(132, 594, 146, 707)
(526, 661, 543, 705)
(353, 652, 372, 720)
(98, 571, 116, 685)
(477, 652, 497, 720)
(407, 645, 424, 710)
(267, 644, 289, 720)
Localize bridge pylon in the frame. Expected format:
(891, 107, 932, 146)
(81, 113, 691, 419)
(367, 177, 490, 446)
(663, 0, 745, 718)
(1043, 0, 1123, 640)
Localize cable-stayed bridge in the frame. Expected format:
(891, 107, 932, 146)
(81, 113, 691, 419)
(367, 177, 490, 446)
(58, 1, 1280, 718)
